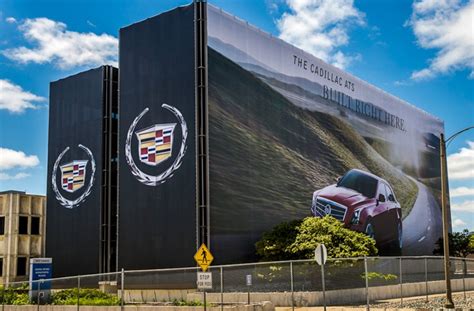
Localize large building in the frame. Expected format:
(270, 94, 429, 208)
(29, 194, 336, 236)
(46, 66, 118, 276)
(0, 191, 46, 284)
(47, 1, 444, 276)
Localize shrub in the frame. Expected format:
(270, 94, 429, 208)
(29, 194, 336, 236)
(0, 284, 29, 305)
(171, 299, 205, 306)
(256, 216, 377, 260)
(52, 288, 120, 306)
(255, 219, 302, 261)
(361, 272, 397, 281)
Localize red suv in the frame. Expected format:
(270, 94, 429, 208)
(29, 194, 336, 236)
(311, 169, 402, 250)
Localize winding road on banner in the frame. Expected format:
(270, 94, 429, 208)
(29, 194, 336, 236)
(402, 177, 443, 255)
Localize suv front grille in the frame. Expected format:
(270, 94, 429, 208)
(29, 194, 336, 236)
(313, 197, 347, 221)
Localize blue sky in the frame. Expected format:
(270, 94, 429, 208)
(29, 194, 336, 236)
(0, 0, 473, 230)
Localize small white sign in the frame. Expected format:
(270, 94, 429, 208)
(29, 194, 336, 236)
(197, 272, 213, 289)
(30, 258, 52, 264)
(314, 244, 327, 266)
(246, 274, 252, 286)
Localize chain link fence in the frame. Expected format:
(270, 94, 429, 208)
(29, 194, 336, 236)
(1, 256, 473, 309)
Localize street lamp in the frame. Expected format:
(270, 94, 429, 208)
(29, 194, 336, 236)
(439, 126, 474, 309)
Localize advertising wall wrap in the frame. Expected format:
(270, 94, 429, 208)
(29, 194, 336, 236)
(118, 4, 197, 269)
(46, 68, 108, 276)
(207, 5, 444, 262)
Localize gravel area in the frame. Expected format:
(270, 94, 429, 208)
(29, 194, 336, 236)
(359, 292, 474, 309)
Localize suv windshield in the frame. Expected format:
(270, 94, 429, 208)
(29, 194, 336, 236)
(337, 170, 378, 198)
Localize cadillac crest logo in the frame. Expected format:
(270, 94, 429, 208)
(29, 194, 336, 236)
(136, 124, 176, 166)
(125, 104, 187, 186)
(51, 144, 96, 209)
(325, 204, 332, 215)
(60, 160, 88, 193)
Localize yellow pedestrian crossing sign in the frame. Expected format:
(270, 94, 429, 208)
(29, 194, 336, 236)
(194, 243, 214, 271)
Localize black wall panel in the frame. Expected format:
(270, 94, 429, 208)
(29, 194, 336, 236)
(46, 67, 107, 277)
(118, 4, 197, 269)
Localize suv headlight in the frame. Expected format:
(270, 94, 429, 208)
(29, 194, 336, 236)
(351, 208, 362, 224)
(311, 194, 318, 215)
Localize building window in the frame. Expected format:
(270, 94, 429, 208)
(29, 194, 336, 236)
(0, 216, 4, 235)
(19, 216, 28, 235)
(31, 217, 40, 235)
(0, 258, 3, 276)
(16, 257, 27, 276)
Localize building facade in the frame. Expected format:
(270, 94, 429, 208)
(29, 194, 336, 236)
(0, 191, 46, 284)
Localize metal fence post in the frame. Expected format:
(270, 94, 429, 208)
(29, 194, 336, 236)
(37, 280, 41, 311)
(364, 257, 369, 310)
(424, 257, 428, 303)
(121, 268, 125, 311)
(77, 276, 80, 311)
(399, 257, 403, 307)
(220, 266, 224, 311)
(463, 259, 466, 301)
(321, 261, 326, 311)
(290, 261, 294, 311)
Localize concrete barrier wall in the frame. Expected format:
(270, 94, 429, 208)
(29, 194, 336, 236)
(0, 302, 274, 311)
(124, 289, 197, 303)
(186, 277, 474, 306)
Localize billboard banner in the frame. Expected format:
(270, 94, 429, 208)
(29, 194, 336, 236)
(207, 5, 444, 262)
(118, 4, 197, 269)
(46, 68, 105, 276)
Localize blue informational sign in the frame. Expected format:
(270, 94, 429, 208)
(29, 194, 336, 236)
(29, 258, 53, 302)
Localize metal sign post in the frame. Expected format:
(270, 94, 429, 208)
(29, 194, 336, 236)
(246, 275, 252, 304)
(315, 244, 327, 311)
(197, 273, 212, 311)
(195, 244, 214, 311)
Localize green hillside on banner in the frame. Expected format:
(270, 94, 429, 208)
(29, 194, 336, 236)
(208, 48, 417, 235)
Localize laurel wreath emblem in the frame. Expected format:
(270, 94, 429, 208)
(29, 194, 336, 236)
(51, 144, 96, 209)
(125, 104, 188, 186)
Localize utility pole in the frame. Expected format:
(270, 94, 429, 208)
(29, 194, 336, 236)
(440, 133, 454, 309)
(439, 126, 474, 309)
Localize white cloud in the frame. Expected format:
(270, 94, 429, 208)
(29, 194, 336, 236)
(452, 217, 467, 228)
(0, 172, 30, 181)
(0, 147, 39, 171)
(2, 17, 118, 69)
(408, 0, 474, 80)
(0, 79, 45, 113)
(277, 0, 365, 69)
(447, 141, 474, 180)
(451, 200, 474, 213)
(5, 17, 17, 24)
(451, 186, 474, 197)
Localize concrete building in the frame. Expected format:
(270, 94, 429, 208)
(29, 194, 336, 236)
(0, 191, 46, 284)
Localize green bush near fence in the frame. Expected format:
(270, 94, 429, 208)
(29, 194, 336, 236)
(361, 272, 398, 281)
(52, 288, 120, 306)
(171, 298, 207, 306)
(0, 284, 30, 305)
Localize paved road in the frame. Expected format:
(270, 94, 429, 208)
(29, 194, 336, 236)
(402, 178, 443, 255)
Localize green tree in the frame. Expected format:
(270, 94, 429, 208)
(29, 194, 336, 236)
(256, 216, 377, 261)
(469, 234, 474, 253)
(433, 229, 472, 257)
